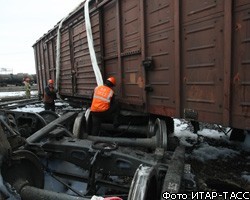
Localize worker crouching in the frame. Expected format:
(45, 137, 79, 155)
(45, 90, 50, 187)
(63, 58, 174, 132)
(90, 77, 120, 136)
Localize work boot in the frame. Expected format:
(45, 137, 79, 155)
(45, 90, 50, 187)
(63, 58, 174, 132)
(113, 116, 120, 128)
(92, 115, 101, 136)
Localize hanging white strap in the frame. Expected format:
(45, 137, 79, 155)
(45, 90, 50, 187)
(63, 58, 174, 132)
(55, 17, 66, 93)
(55, 1, 83, 92)
(84, 0, 103, 86)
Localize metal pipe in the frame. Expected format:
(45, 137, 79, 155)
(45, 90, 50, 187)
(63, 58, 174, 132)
(0, 116, 18, 136)
(87, 135, 158, 149)
(51, 170, 130, 193)
(101, 123, 150, 135)
(20, 185, 89, 200)
(174, 0, 181, 117)
(26, 112, 78, 143)
(50, 173, 85, 197)
(222, 0, 232, 125)
(88, 118, 168, 150)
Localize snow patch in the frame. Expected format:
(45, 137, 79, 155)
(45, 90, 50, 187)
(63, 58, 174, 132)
(198, 128, 230, 141)
(241, 172, 250, 184)
(55, 101, 69, 107)
(174, 119, 231, 147)
(190, 143, 240, 163)
(174, 119, 198, 147)
(0, 91, 38, 98)
(12, 104, 44, 113)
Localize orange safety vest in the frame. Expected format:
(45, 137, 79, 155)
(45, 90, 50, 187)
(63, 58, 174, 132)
(91, 85, 114, 112)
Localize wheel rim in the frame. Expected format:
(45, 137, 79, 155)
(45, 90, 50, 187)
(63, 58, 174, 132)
(128, 165, 158, 200)
(154, 118, 168, 150)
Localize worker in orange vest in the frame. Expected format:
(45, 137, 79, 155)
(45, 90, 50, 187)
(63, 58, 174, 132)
(43, 79, 57, 112)
(90, 77, 120, 136)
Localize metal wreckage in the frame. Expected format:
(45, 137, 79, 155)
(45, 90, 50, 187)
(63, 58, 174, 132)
(0, 108, 193, 200)
(1, 0, 249, 198)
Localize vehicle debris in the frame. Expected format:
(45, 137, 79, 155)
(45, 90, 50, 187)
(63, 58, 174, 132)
(0, 109, 187, 200)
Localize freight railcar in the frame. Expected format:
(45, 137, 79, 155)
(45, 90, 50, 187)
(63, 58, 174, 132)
(33, 0, 250, 134)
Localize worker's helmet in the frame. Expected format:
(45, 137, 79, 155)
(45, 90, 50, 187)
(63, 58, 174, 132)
(107, 77, 116, 86)
(48, 79, 54, 84)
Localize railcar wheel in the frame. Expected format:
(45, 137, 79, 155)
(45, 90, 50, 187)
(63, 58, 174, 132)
(6, 113, 18, 132)
(72, 112, 87, 139)
(154, 118, 168, 150)
(85, 108, 92, 136)
(128, 165, 158, 200)
(6, 111, 47, 138)
(147, 119, 155, 137)
(2, 150, 44, 193)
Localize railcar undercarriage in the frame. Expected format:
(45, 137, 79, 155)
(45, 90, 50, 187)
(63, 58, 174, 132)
(0, 108, 190, 200)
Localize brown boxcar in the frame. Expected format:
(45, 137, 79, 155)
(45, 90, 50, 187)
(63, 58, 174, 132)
(33, 0, 250, 131)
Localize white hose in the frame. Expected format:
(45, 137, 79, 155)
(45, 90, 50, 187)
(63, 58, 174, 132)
(84, 0, 103, 86)
(55, 18, 65, 94)
(55, 0, 103, 97)
(55, 1, 85, 94)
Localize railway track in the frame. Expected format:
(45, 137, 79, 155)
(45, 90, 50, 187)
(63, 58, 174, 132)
(0, 97, 41, 109)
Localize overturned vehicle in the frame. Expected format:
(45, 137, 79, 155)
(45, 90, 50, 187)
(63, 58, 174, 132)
(0, 109, 191, 200)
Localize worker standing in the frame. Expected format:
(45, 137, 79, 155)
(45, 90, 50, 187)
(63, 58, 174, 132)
(23, 77, 31, 99)
(90, 77, 120, 136)
(43, 79, 57, 112)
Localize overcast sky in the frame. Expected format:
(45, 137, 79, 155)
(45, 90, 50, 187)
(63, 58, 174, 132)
(0, 0, 83, 74)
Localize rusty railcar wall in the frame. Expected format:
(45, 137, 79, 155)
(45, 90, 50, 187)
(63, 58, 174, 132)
(231, 2, 250, 129)
(34, 27, 58, 98)
(181, 0, 225, 124)
(33, 0, 250, 130)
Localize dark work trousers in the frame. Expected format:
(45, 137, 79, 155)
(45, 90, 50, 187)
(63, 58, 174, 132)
(44, 102, 55, 112)
(91, 103, 120, 136)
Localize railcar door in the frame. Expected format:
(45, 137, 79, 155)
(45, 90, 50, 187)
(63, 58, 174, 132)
(70, 9, 102, 100)
(144, 0, 177, 117)
(59, 28, 74, 96)
(181, 0, 226, 125)
(102, 0, 145, 107)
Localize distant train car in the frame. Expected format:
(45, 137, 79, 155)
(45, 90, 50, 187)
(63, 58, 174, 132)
(0, 74, 12, 86)
(0, 73, 37, 86)
(33, 0, 250, 134)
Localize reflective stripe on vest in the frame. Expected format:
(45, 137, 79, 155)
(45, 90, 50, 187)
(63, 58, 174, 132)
(91, 85, 114, 112)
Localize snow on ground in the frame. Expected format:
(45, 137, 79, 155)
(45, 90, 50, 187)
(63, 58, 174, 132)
(174, 118, 250, 151)
(11, 100, 70, 113)
(0, 91, 38, 98)
(190, 143, 240, 162)
(174, 118, 250, 186)
(12, 104, 45, 113)
(1, 90, 82, 115)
